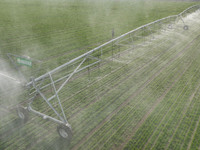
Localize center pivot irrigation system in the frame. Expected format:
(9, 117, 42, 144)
(3, 5, 200, 142)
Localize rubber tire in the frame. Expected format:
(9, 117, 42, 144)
(57, 124, 73, 141)
(16, 107, 29, 123)
(183, 25, 189, 30)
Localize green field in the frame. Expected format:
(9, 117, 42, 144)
(0, 0, 200, 150)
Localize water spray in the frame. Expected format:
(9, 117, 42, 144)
(0, 72, 21, 84)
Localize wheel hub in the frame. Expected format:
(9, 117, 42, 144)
(59, 128, 68, 138)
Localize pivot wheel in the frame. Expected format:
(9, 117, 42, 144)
(57, 124, 73, 141)
(183, 25, 189, 30)
(17, 106, 29, 123)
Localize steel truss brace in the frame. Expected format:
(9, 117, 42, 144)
(28, 55, 101, 125)
(29, 56, 101, 95)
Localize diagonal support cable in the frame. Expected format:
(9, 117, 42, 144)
(49, 72, 67, 122)
(32, 78, 66, 123)
(57, 57, 87, 93)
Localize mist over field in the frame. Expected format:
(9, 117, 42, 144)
(0, 0, 200, 149)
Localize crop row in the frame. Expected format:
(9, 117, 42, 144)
(77, 32, 200, 150)
(68, 25, 199, 148)
(0, 21, 178, 149)
(124, 37, 200, 150)
(1, 11, 200, 150)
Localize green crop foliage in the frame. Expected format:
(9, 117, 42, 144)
(0, 0, 200, 150)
